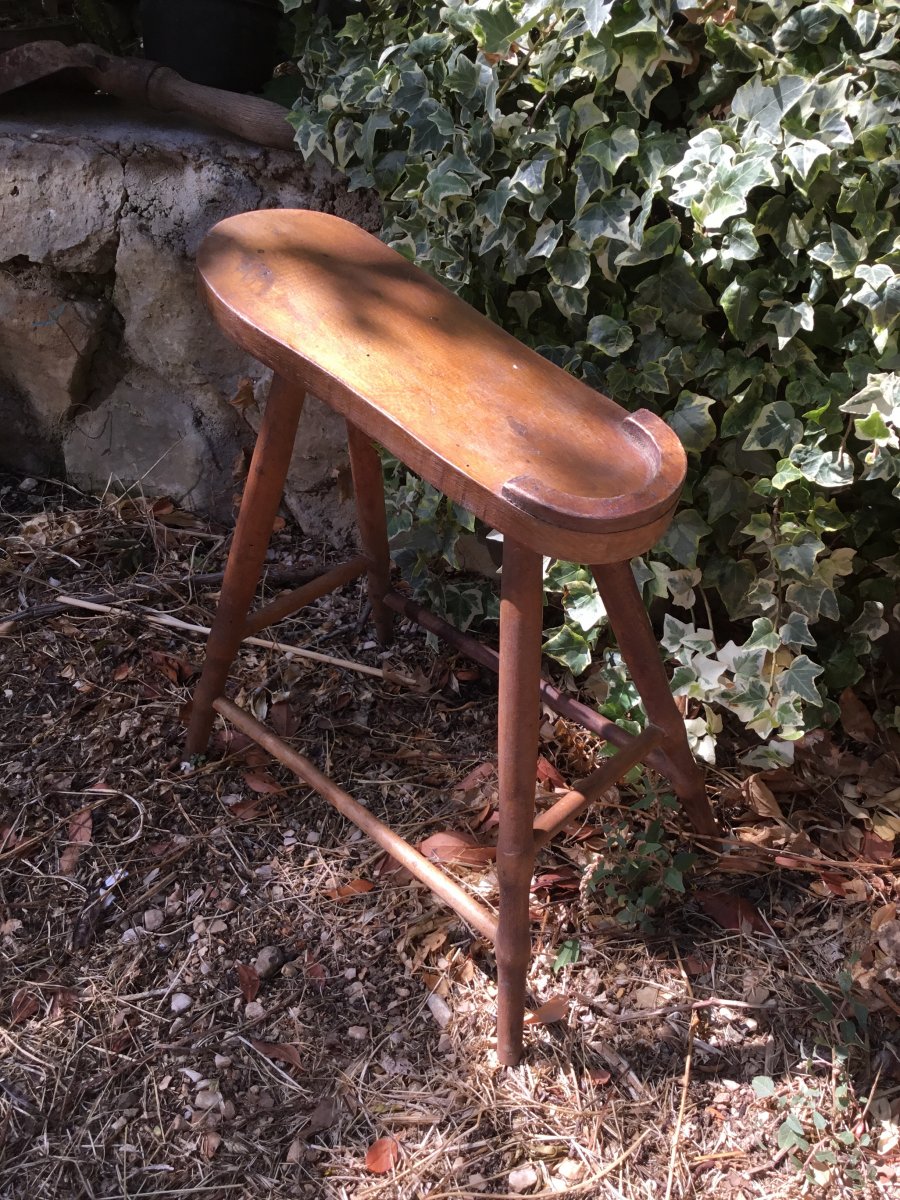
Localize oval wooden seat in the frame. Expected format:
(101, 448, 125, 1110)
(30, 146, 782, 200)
(198, 209, 685, 563)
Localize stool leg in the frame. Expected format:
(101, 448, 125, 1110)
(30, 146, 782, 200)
(591, 562, 718, 838)
(185, 374, 304, 758)
(495, 538, 543, 1065)
(346, 422, 394, 646)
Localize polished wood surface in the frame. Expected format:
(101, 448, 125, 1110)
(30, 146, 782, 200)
(197, 210, 686, 564)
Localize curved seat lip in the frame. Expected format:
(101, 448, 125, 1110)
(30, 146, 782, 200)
(501, 411, 685, 534)
(196, 210, 688, 543)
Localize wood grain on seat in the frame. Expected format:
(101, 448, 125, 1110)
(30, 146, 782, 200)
(197, 210, 686, 563)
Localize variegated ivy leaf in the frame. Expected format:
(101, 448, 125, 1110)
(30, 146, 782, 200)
(771, 532, 825, 578)
(542, 624, 594, 676)
(666, 568, 701, 610)
(777, 655, 824, 706)
(658, 509, 712, 570)
(744, 618, 781, 652)
(789, 442, 854, 488)
(731, 73, 809, 134)
(562, 579, 607, 632)
(581, 124, 639, 174)
(661, 615, 715, 659)
(848, 601, 889, 644)
(585, 314, 633, 356)
(743, 402, 803, 456)
(667, 392, 716, 454)
(779, 612, 817, 648)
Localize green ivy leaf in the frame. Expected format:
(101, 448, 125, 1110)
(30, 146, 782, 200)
(657, 509, 712, 569)
(585, 314, 634, 356)
(542, 624, 594, 676)
(667, 392, 716, 454)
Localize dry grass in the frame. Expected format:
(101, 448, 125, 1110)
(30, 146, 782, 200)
(1, 473, 898, 1200)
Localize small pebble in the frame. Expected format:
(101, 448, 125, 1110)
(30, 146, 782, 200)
(144, 908, 164, 932)
(508, 1164, 538, 1193)
(245, 1000, 265, 1021)
(194, 1088, 221, 1111)
(120, 928, 139, 945)
(426, 992, 452, 1029)
(170, 992, 193, 1015)
(254, 945, 284, 979)
(347, 1025, 368, 1041)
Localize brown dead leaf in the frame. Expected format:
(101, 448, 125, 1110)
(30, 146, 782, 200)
(304, 955, 326, 989)
(236, 963, 260, 1003)
(586, 1067, 612, 1086)
(524, 995, 569, 1025)
(49, 987, 80, 1019)
(249, 1038, 303, 1070)
(242, 769, 283, 795)
(840, 688, 879, 744)
(270, 700, 300, 739)
(325, 879, 375, 901)
(861, 831, 895, 864)
(456, 761, 495, 793)
(418, 830, 496, 866)
(872, 903, 897, 932)
(306, 1095, 342, 1134)
(230, 377, 258, 411)
(229, 796, 267, 820)
(374, 851, 415, 884)
(365, 1136, 400, 1174)
(59, 807, 92, 875)
(694, 890, 767, 933)
(536, 755, 566, 790)
(199, 1131, 221, 1160)
(11, 988, 39, 1024)
(741, 774, 785, 822)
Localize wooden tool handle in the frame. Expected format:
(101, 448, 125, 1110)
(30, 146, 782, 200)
(74, 44, 296, 152)
(145, 65, 296, 151)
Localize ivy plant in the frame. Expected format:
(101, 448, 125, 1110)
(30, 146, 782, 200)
(282, 0, 900, 760)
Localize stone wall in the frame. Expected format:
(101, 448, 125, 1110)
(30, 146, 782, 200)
(0, 91, 380, 539)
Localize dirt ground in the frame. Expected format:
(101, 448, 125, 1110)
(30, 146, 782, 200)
(1, 473, 898, 1200)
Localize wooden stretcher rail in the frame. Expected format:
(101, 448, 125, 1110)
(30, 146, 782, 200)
(382, 589, 638, 752)
(532, 725, 664, 849)
(213, 697, 500, 943)
(244, 556, 368, 636)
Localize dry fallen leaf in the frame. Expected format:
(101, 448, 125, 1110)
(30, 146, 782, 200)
(11, 988, 39, 1024)
(365, 1136, 400, 1174)
(418, 830, 496, 866)
(59, 807, 92, 876)
(839, 688, 879, 744)
(861, 831, 895, 864)
(230, 376, 258, 411)
(236, 963, 260, 1003)
(249, 1038, 303, 1070)
(242, 769, 283, 795)
(741, 774, 785, 822)
(199, 1131, 221, 1160)
(694, 890, 767, 933)
(325, 879, 375, 901)
(455, 761, 495, 793)
(536, 755, 566, 790)
(524, 994, 569, 1025)
(306, 1095, 342, 1134)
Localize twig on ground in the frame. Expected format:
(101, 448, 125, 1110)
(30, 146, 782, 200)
(34, 595, 404, 683)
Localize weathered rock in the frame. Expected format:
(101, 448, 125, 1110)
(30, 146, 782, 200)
(0, 91, 380, 536)
(0, 140, 123, 272)
(64, 370, 243, 517)
(253, 945, 285, 980)
(0, 268, 106, 429)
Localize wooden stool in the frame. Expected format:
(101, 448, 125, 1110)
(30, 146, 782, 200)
(185, 210, 717, 1065)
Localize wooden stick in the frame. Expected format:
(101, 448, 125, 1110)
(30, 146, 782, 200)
(214, 696, 499, 942)
(0, 565, 319, 632)
(44, 595, 395, 682)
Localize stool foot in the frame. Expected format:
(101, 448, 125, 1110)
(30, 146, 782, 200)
(185, 374, 304, 758)
(495, 538, 543, 1066)
(592, 562, 718, 839)
(347, 422, 394, 647)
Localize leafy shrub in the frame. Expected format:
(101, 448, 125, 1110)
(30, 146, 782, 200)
(283, 0, 900, 761)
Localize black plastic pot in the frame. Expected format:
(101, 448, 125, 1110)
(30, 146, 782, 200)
(140, 0, 281, 93)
